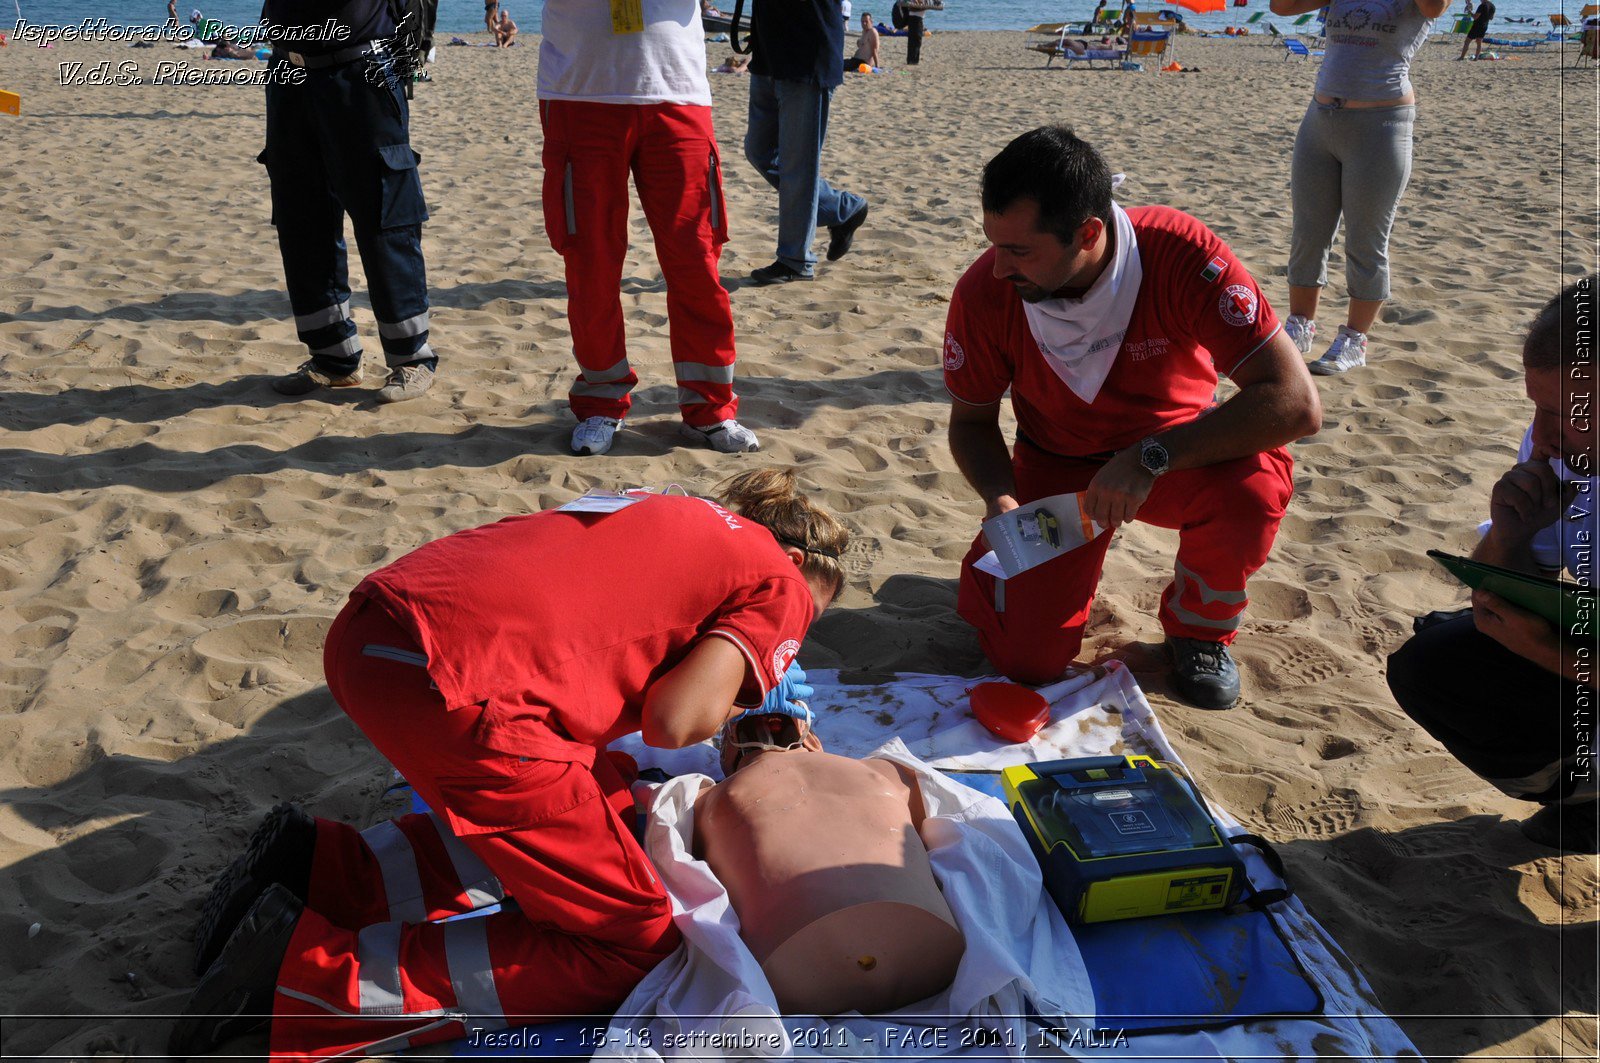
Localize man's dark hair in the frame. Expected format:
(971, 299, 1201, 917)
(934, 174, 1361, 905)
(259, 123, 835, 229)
(981, 126, 1114, 244)
(1523, 274, 1597, 372)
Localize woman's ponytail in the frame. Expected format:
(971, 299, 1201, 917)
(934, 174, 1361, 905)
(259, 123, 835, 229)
(716, 468, 849, 599)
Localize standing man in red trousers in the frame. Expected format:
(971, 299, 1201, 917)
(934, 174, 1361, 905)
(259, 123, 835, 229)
(538, 1, 760, 457)
(944, 127, 1321, 709)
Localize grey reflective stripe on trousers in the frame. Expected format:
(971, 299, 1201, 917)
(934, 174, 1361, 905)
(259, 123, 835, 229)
(1167, 561, 1245, 632)
(313, 335, 364, 360)
(443, 918, 508, 1024)
(378, 310, 431, 339)
(274, 986, 458, 1057)
(572, 356, 632, 399)
(387, 342, 435, 368)
(675, 363, 735, 384)
(572, 380, 631, 399)
(302, 889, 507, 1042)
(431, 814, 505, 909)
(563, 162, 577, 236)
(296, 300, 352, 332)
(360, 820, 431, 924)
(581, 357, 633, 385)
(356, 922, 408, 1013)
(679, 387, 726, 406)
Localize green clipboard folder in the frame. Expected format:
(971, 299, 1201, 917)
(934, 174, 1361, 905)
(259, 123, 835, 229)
(1428, 549, 1597, 624)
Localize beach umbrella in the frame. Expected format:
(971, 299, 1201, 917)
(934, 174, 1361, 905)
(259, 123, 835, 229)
(1171, 0, 1227, 12)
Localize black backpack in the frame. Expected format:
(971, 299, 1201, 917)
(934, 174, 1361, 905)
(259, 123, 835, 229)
(891, 1, 910, 29)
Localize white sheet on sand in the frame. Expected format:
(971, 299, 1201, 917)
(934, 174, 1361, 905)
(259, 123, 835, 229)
(604, 663, 1419, 1060)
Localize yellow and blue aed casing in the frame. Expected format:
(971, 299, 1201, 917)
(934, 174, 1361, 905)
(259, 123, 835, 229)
(1001, 755, 1245, 925)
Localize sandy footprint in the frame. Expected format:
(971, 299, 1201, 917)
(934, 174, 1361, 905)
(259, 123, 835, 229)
(1267, 793, 1365, 839)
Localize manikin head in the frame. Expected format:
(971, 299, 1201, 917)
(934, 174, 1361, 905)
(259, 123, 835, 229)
(980, 126, 1115, 304)
(718, 712, 825, 776)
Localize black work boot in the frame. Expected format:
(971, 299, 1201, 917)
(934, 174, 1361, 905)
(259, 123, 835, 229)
(169, 884, 302, 1060)
(1519, 802, 1600, 854)
(194, 803, 315, 976)
(1167, 636, 1241, 710)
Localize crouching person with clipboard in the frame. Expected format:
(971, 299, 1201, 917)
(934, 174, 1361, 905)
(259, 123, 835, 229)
(169, 470, 848, 1060)
(1388, 276, 1600, 854)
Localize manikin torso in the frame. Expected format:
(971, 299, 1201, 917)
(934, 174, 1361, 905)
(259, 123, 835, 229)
(692, 748, 967, 1017)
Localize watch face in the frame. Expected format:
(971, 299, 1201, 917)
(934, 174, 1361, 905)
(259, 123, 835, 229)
(1141, 440, 1168, 474)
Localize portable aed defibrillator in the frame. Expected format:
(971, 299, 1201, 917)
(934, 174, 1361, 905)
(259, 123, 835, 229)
(1002, 755, 1267, 925)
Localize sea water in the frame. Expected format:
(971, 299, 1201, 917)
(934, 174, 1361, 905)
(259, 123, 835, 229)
(7, 0, 1572, 38)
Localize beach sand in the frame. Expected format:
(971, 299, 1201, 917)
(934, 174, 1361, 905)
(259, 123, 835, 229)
(0, 25, 1596, 1059)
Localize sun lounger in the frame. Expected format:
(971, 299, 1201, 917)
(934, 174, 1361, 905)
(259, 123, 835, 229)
(1282, 36, 1323, 57)
(1026, 26, 1126, 67)
(1064, 46, 1126, 66)
(1482, 35, 1542, 48)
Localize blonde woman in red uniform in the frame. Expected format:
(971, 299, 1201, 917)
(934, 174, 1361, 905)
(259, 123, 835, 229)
(170, 470, 847, 1061)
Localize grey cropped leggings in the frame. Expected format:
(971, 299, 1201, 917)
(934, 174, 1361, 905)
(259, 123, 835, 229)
(1288, 101, 1415, 303)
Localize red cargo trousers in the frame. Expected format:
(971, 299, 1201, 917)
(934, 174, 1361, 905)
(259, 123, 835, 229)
(539, 99, 739, 427)
(958, 439, 1295, 685)
(269, 596, 679, 1061)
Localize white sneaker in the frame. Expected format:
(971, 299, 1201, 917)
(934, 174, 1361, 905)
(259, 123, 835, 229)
(1310, 325, 1367, 375)
(1285, 314, 1316, 355)
(681, 419, 760, 453)
(571, 416, 622, 456)
(375, 362, 435, 404)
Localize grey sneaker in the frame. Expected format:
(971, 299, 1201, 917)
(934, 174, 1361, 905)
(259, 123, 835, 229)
(1285, 314, 1316, 355)
(571, 416, 623, 456)
(1310, 325, 1367, 375)
(1167, 637, 1241, 709)
(272, 360, 362, 396)
(376, 362, 436, 403)
(682, 419, 760, 453)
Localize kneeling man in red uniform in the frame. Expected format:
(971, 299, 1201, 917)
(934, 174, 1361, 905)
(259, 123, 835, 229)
(945, 127, 1321, 708)
(169, 470, 847, 1060)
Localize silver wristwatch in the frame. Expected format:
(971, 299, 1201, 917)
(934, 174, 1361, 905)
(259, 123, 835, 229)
(1137, 436, 1170, 478)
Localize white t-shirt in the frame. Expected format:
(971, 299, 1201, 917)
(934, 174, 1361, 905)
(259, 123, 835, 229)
(1478, 425, 1598, 582)
(538, 0, 712, 106)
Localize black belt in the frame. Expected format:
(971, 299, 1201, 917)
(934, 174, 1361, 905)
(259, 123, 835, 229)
(273, 42, 380, 69)
(1015, 430, 1116, 463)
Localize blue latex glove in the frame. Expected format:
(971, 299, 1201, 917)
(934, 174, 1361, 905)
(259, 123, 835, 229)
(732, 660, 813, 726)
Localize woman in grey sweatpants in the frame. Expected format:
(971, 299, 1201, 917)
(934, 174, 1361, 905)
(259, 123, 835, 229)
(1269, 0, 1448, 375)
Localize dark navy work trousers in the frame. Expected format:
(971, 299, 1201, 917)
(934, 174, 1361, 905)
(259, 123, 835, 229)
(261, 56, 433, 375)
